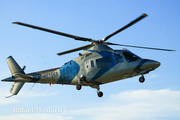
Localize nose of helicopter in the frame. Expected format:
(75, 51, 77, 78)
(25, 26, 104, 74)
(141, 59, 161, 70)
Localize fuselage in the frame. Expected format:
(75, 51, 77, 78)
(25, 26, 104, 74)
(1, 44, 161, 98)
(2, 48, 160, 87)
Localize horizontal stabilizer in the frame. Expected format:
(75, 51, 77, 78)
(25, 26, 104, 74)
(16, 73, 33, 79)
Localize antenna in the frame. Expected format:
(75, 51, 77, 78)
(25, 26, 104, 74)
(30, 83, 36, 90)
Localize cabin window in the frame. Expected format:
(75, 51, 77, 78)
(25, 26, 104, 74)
(91, 60, 94, 68)
(96, 56, 111, 68)
(123, 51, 140, 62)
(115, 54, 123, 63)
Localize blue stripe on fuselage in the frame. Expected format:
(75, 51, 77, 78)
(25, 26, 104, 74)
(84, 50, 98, 52)
(57, 60, 80, 84)
(133, 59, 149, 71)
(90, 51, 117, 84)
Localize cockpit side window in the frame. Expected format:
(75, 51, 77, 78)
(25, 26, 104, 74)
(123, 51, 140, 62)
(115, 54, 123, 63)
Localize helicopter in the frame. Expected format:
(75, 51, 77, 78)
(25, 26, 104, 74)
(1, 13, 174, 98)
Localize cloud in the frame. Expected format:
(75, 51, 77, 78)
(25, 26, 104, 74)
(0, 114, 73, 120)
(0, 88, 19, 105)
(146, 74, 158, 79)
(0, 97, 18, 105)
(1, 89, 180, 120)
(19, 90, 59, 97)
(0, 87, 59, 105)
(71, 89, 180, 120)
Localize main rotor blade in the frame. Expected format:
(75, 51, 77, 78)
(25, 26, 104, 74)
(13, 22, 95, 42)
(106, 42, 175, 51)
(103, 13, 147, 41)
(57, 44, 93, 56)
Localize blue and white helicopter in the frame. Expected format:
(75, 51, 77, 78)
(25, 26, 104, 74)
(2, 13, 174, 98)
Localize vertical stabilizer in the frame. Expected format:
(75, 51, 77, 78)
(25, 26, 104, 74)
(6, 56, 25, 98)
(6, 56, 25, 75)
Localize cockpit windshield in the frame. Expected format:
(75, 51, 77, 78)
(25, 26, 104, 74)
(123, 51, 141, 62)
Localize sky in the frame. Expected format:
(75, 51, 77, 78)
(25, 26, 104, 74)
(0, 0, 180, 120)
